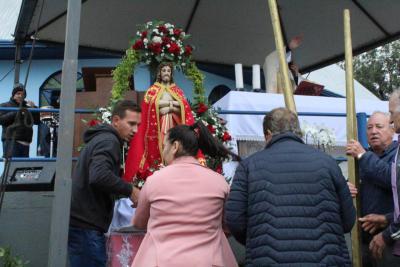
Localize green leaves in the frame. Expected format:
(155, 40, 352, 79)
(0, 247, 29, 267)
(341, 40, 400, 100)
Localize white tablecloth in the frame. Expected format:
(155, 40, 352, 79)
(214, 91, 388, 145)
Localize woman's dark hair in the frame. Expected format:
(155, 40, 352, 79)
(167, 121, 240, 161)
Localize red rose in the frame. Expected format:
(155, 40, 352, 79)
(184, 45, 193, 56)
(222, 131, 232, 142)
(162, 36, 171, 45)
(215, 164, 223, 174)
(158, 25, 167, 33)
(173, 28, 182, 36)
(136, 169, 147, 180)
(207, 124, 216, 134)
(197, 103, 208, 114)
(132, 39, 144, 50)
(141, 31, 147, 38)
(168, 42, 180, 55)
(149, 43, 162, 54)
(88, 119, 100, 127)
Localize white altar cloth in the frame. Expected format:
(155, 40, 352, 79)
(214, 91, 388, 145)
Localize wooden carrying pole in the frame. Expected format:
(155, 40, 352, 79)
(344, 9, 362, 267)
(267, 0, 297, 113)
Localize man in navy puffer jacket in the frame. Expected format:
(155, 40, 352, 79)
(225, 107, 356, 267)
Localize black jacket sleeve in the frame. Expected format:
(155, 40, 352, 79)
(0, 103, 16, 126)
(331, 160, 356, 233)
(30, 106, 41, 125)
(225, 161, 248, 245)
(359, 151, 392, 189)
(382, 219, 400, 245)
(88, 138, 132, 197)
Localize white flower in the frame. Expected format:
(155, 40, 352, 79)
(301, 121, 335, 149)
(182, 62, 186, 66)
(152, 36, 162, 43)
(146, 21, 153, 26)
(171, 37, 175, 41)
(169, 29, 174, 35)
(153, 29, 159, 34)
(166, 44, 170, 48)
(143, 38, 148, 44)
(165, 23, 173, 28)
(136, 31, 140, 36)
(180, 32, 186, 38)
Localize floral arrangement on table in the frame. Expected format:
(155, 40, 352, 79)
(82, 21, 234, 185)
(301, 121, 336, 151)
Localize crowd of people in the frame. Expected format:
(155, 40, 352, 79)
(3, 63, 400, 266)
(57, 62, 400, 266)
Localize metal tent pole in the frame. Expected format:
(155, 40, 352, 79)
(14, 43, 22, 84)
(47, 0, 81, 266)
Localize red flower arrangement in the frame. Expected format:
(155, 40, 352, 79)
(88, 119, 100, 127)
(131, 21, 193, 71)
(197, 103, 208, 114)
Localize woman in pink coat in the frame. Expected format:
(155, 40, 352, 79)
(131, 121, 239, 267)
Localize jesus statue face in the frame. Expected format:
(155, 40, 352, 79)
(160, 65, 172, 84)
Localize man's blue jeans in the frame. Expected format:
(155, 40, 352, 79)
(68, 227, 107, 267)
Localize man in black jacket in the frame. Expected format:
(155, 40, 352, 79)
(225, 107, 355, 267)
(68, 100, 141, 267)
(346, 111, 400, 266)
(0, 83, 39, 157)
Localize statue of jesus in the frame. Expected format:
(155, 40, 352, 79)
(123, 62, 195, 182)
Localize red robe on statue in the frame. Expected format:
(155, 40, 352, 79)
(123, 82, 195, 182)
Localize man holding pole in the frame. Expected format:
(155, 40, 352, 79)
(346, 111, 400, 266)
(360, 90, 400, 262)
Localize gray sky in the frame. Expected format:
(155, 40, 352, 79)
(0, 0, 22, 40)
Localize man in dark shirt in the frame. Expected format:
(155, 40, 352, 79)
(346, 111, 399, 266)
(68, 100, 141, 267)
(0, 83, 40, 157)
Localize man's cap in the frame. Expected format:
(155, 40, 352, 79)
(12, 83, 25, 97)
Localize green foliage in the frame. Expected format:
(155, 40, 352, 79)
(185, 62, 206, 104)
(339, 40, 400, 99)
(111, 21, 205, 105)
(111, 48, 139, 102)
(111, 41, 206, 106)
(0, 247, 29, 267)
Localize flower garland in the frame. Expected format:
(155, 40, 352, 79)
(110, 21, 204, 104)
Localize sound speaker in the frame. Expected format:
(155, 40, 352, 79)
(4, 161, 56, 191)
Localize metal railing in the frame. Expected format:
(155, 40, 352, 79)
(0, 107, 369, 162)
